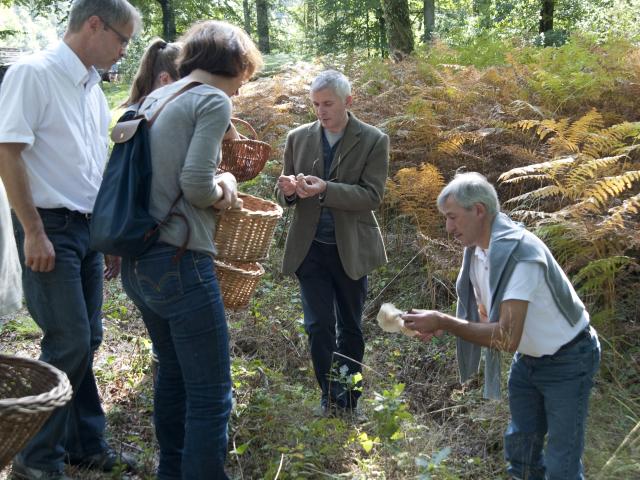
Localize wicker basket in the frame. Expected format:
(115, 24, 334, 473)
(0, 355, 72, 469)
(215, 193, 283, 262)
(215, 260, 265, 310)
(219, 118, 271, 182)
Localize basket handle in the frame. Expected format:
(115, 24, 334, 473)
(230, 117, 257, 140)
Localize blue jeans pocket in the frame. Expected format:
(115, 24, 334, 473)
(135, 253, 184, 305)
(40, 210, 70, 233)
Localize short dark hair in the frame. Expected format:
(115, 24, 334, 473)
(177, 20, 262, 80)
(68, 0, 141, 34)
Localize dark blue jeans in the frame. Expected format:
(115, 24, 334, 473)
(295, 241, 367, 410)
(505, 326, 601, 480)
(12, 209, 107, 472)
(121, 244, 231, 480)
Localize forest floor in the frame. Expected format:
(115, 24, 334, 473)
(1, 48, 639, 479)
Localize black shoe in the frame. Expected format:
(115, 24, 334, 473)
(67, 447, 137, 473)
(11, 458, 71, 480)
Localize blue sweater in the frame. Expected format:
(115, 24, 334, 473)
(456, 213, 586, 399)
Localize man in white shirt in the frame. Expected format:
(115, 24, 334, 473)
(0, 1, 141, 478)
(403, 172, 600, 480)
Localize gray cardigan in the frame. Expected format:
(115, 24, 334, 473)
(139, 79, 230, 255)
(456, 213, 586, 399)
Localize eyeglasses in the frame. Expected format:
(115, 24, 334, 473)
(100, 17, 130, 47)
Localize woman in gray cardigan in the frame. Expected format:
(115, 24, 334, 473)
(120, 21, 262, 480)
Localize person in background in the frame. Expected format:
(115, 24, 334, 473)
(120, 20, 262, 480)
(120, 37, 182, 384)
(276, 70, 389, 416)
(403, 172, 601, 480)
(122, 37, 181, 109)
(0, 0, 141, 479)
(0, 179, 21, 319)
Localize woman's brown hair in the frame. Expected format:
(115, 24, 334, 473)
(122, 38, 181, 107)
(177, 20, 263, 80)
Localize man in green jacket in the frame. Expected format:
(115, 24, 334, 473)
(276, 70, 389, 415)
(403, 172, 600, 480)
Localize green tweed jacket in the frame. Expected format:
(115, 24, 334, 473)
(276, 113, 389, 280)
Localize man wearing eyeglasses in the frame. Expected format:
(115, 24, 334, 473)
(0, 1, 141, 478)
(276, 70, 389, 417)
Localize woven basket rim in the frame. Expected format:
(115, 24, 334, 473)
(222, 138, 271, 148)
(0, 355, 72, 409)
(219, 193, 283, 219)
(214, 260, 265, 276)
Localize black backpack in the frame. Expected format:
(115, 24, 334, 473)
(90, 82, 200, 257)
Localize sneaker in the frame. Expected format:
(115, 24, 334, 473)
(67, 447, 137, 473)
(11, 458, 71, 480)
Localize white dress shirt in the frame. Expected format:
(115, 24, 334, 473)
(0, 41, 110, 213)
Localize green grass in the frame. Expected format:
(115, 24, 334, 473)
(0, 316, 40, 339)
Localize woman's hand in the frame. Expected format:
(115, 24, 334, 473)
(213, 172, 238, 210)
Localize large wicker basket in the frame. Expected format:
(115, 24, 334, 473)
(215, 193, 283, 262)
(215, 260, 265, 310)
(0, 355, 72, 469)
(219, 118, 271, 182)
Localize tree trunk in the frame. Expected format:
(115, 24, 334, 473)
(473, 0, 492, 29)
(381, 0, 414, 61)
(157, 0, 176, 42)
(243, 0, 252, 35)
(256, 0, 270, 54)
(376, 7, 387, 58)
(423, 0, 435, 42)
(539, 0, 554, 38)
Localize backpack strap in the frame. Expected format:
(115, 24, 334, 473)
(110, 81, 202, 143)
(147, 81, 202, 127)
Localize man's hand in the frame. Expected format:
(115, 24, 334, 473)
(277, 174, 297, 197)
(213, 172, 238, 210)
(24, 229, 55, 272)
(295, 175, 326, 198)
(402, 309, 445, 342)
(104, 255, 121, 280)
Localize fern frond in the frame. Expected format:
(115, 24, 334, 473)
(508, 210, 554, 222)
(572, 256, 634, 297)
(498, 156, 575, 182)
(566, 108, 604, 146)
(437, 133, 466, 156)
(503, 184, 565, 206)
(566, 154, 627, 187)
(585, 171, 640, 208)
(604, 193, 640, 229)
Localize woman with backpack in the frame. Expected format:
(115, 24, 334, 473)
(119, 21, 262, 480)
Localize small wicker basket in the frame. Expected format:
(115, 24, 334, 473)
(215, 260, 265, 310)
(215, 193, 283, 262)
(219, 118, 271, 182)
(0, 355, 72, 469)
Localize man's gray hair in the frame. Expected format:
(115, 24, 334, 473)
(310, 70, 351, 101)
(68, 0, 142, 34)
(437, 172, 500, 214)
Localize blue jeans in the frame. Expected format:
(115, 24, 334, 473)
(505, 326, 601, 480)
(121, 244, 232, 480)
(295, 241, 367, 410)
(12, 209, 107, 472)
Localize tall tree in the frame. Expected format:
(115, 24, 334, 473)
(256, 0, 270, 53)
(242, 0, 252, 35)
(157, 0, 176, 41)
(539, 0, 554, 38)
(423, 0, 435, 42)
(381, 0, 413, 60)
(473, 0, 492, 29)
